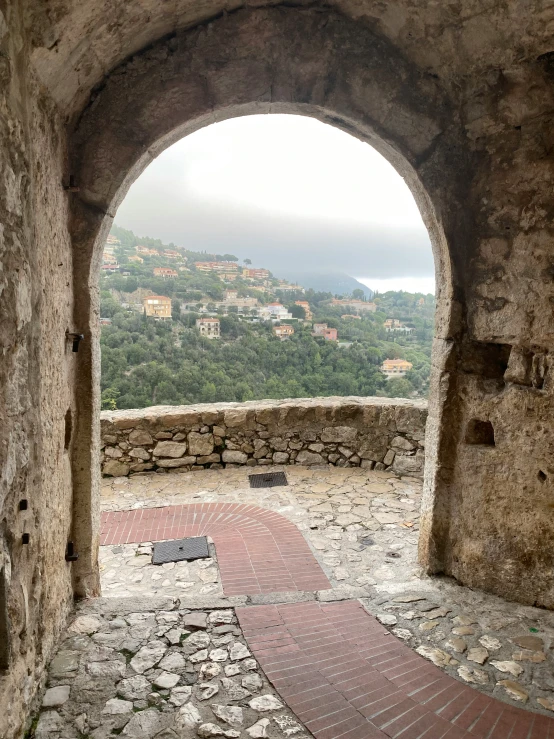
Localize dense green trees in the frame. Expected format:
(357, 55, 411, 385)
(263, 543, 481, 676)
(100, 226, 434, 409)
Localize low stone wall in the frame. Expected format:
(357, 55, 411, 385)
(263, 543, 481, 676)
(100, 397, 428, 478)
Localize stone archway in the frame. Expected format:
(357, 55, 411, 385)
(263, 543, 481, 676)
(67, 6, 463, 600)
(67, 6, 554, 612)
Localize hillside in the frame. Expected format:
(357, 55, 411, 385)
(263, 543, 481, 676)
(100, 225, 435, 410)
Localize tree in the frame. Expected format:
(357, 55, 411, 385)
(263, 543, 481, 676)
(289, 304, 306, 319)
(351, 288, 365, 301)
(243, 258, 252, 265)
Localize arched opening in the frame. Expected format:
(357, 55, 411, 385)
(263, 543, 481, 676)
(67, 7, 461, 600)
(101, 113, 436, 409)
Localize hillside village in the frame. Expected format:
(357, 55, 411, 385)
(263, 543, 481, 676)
(99, 225, 434, 409)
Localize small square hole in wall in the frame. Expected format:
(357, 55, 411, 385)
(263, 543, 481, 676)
(465, 419, 495, 446)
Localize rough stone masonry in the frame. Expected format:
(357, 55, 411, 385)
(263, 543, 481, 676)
(4, 1, 554, 737)
(100, 398, 427, 478)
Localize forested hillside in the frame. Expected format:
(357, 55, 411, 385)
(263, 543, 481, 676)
(100, 225, 435, 410)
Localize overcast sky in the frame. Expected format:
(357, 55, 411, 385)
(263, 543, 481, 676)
(115, 114, 435, 294)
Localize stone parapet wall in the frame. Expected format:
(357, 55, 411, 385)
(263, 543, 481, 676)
(100, 397, 428, 478)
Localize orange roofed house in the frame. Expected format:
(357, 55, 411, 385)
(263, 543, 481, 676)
(143, 295, 172, 320)
(273, 324, 295, 339)
(313, 323, 338, 341)
(154, 267, 178, 278)
(381, 358, 413, 377)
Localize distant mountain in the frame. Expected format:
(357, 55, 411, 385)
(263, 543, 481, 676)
(280, 271, 373, 299)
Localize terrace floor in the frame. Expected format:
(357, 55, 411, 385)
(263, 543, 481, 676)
(31, 466, 554, 738)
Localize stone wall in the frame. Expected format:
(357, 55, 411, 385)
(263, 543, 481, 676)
(100, 397, 428, 478)
(0, 4, 76, 738)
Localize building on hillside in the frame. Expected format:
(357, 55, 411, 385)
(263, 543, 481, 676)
(341, 314, 361, 320)
(102, 252, 118, 264)
(384, 318, 402, 330)
(242, 268, 270, 280)
(195, 261, 239, 273)
(322, 327, 338, 341)
(294, 301, 313, 320)
(218, 272, 238, 282)
(153, 267, 178, 279)
(101, 263, 119, 273)
(136, 245, 159, 255)
(106, 235, 121, 245)
(277, 284, 304, 293)
(99, 317, 112, 326)
(179, 266, 190, 272)
(259, 303, 293, 321)
(418, 297, 425, 306)
(381, 358, 413, 377)
(312, 323, 338, 341)
(163, 250, 181, 259)
(196, 317, 220, 338)
(273, 324, 295, 339)
(331, 298, 377, 312)
(224, 289, 238, 301)
(143, 295, 172, 320)
(129, 255, 144, 263)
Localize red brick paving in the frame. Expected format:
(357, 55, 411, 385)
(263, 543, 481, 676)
(237, 600, 554, 739)
(100, 503, 330, 595)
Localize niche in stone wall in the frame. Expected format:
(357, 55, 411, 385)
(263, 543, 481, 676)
(460, 341, 511, 380)
(0, 566, 9, 670)
(465, 419, 495, 446)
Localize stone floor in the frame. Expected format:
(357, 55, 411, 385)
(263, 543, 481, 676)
(29, 465, 554, 738)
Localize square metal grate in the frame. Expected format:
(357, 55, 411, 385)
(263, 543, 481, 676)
(249, 471, 288, 488)
(152, 536, 210, 565)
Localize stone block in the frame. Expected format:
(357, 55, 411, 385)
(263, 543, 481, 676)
(222, 450, 248, 464)
(320, 426, 357, 443)
(128, 429, 153, 445)
(103, 460, 130, 477)
(156, 457, 196, 468)
(187, 432, 214, 456)
(296, 450, 324, 465)
(153, 441, 187, 458)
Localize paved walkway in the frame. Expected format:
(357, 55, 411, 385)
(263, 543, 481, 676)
(30, 467, 554, 738)
(101, 503, 330, 595)
(238, 601, 554, 738)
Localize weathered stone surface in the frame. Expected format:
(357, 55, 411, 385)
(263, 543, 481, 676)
(103, 460, 131, 477)
(497, 680, 529, 703)
(153, 441, 187, 458)
(42, 686, 71, 707)
(130, 641, 168, 673)
(321, 426, 357, 443)
(128, 429, 154, 445)
(188, 432, 214, 456)
(222, 450, 248, 464)
(296, 450, 325, 465)
(248, 695, 283, 711)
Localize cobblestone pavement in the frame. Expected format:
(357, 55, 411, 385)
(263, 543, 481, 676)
(30, 466, 554, 738)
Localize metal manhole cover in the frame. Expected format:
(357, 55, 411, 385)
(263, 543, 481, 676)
(249, 471, 288, 488)
(152, 536, 209, 565)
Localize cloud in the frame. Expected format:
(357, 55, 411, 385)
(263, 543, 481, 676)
(115, 114, 435, 289)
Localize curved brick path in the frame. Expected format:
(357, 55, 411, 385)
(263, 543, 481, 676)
(237, 600, 554, 739)
(100, 503, 330, 595)
(101, 504, 554, 736)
